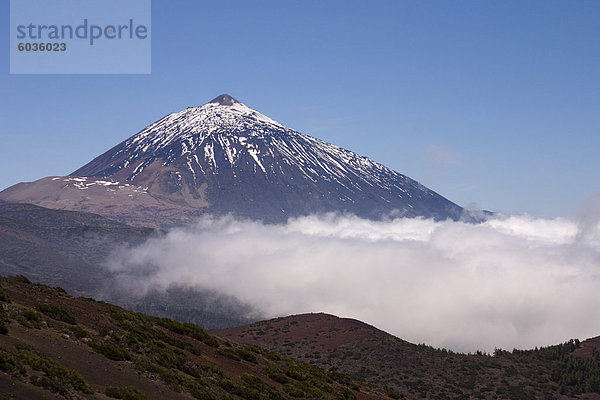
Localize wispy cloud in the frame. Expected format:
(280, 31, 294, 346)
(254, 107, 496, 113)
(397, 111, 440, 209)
(107, 212, 600, 353)
(426, 144, 461, 171)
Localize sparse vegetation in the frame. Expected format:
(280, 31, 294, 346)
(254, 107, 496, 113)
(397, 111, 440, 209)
(13, 275, 31, 284)
(50, 286, 68, 296)
(105, 386, 150, 400)
(384, 387, 401, 399)
(0, 345, 93, 395)
(218, 347, 259, 364)
(0, 284, 10, 303)
(67, 325, 89, 339)
(35, 303, 77, 325)
(90, 298, 376, 399)
(0, 286, 10, 335)
(22, 310, 41, 323)
(17, 309, 43, 329)
(218, 348, 242, 361)
(154, 317, 220, 347)
(217, 315, 600, 400)
(5, 276, 600, 400)
(90, 339, 133, 361)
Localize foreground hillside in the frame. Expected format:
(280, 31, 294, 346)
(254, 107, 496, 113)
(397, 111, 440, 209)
(214, 313, 600, 400)
(0, 276, 388, 400)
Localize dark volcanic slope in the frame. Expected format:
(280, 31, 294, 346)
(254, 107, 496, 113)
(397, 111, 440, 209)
(213, 313, 600, 400)
(0, 203, 258, 330)
(0, 203, 154, 295)
(0, 94, 465, 227)
(0, 277, 388, 400)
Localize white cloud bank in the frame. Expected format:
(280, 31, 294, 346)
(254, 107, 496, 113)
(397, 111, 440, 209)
(107, 212, 600, 353)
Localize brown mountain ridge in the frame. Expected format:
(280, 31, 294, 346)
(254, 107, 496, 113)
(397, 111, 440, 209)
(213, 313, 600, 400)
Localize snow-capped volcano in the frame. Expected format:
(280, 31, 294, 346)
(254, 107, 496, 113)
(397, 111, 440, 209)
(1, 94, 465, 226)
(72, 94, 287, 179)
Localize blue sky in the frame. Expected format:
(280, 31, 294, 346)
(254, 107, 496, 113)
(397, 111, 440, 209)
(1, 0, 598, 217)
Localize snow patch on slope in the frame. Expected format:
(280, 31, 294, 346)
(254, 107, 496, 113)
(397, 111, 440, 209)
(59, 177, 148, 193)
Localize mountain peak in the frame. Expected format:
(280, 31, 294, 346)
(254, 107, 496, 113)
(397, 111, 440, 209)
(1, 94, 467, 226)
(209, 94, 240, 106)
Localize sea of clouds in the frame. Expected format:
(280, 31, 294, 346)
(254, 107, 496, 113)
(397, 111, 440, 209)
(106, 207, 600, 353)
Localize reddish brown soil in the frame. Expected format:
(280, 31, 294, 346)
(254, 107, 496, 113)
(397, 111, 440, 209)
(573, 336, 600, 358)
(0, 277, 389, 400)
(212, 312, 393, 360)
(213, 313, 600, 400)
